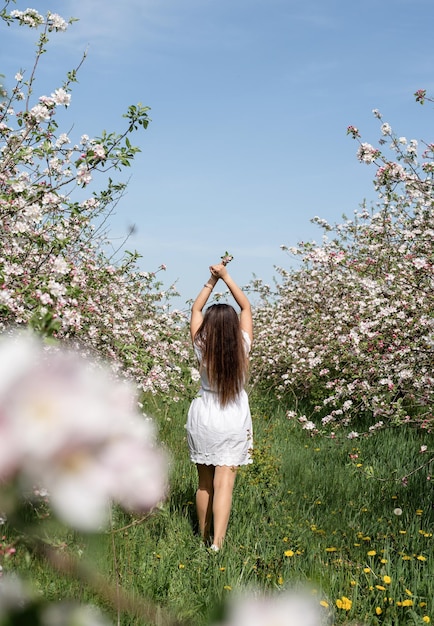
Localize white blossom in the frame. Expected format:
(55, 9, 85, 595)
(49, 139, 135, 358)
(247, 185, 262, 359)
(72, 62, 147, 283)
(347, 431, 359, 439)
(47, 12, 68, 31)
(51, 88, 71, 107)
(76, 165, 92, 186)
(29, 104, 51, 122)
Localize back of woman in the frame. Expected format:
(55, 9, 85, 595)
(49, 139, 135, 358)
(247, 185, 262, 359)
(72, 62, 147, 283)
(194, 303, 249, 407)
(186, 261, 253, 551)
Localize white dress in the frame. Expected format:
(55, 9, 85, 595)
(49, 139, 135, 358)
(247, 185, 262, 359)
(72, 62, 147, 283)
(186, 330, 253, 466)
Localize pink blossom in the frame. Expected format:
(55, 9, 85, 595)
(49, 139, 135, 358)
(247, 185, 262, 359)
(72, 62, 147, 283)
(357, 142, 380, 164)
(347, 125, 360, 138)
(0, 332, 168, 530)
(414, 89, 426, 104)
(215, 588, 323, 626)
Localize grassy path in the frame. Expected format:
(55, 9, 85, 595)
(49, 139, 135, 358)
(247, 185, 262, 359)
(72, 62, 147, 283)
(6, 396, 433, 625)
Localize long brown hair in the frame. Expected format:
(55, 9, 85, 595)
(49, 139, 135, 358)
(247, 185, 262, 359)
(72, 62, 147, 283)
(194, 304, 249, 406)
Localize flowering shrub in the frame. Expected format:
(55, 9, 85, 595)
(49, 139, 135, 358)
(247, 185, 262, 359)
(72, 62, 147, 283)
(0, 3, 190, 397)
(251, 101, 433, 432)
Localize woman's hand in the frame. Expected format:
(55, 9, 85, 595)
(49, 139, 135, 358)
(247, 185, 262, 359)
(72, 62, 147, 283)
(209, 263, 228, 279)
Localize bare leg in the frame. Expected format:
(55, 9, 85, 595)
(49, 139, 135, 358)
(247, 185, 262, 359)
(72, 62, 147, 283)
(212, 465, 238, 549)
(196, 464, 215, 542)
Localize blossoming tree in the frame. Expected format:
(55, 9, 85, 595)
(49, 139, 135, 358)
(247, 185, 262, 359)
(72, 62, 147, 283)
(0, 3, 190, 398)
(251, 103, 433, 434)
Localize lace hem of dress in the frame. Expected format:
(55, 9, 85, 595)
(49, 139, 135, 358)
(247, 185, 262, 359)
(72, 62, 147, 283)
(190, 455, 253, 466)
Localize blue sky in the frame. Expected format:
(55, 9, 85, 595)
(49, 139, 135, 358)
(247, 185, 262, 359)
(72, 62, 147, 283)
(2, 0, 434, 308)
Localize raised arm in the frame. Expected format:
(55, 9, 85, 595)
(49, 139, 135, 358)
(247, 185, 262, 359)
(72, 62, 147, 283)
(210, 264, 253, 342)
(190, 271, 219, 341)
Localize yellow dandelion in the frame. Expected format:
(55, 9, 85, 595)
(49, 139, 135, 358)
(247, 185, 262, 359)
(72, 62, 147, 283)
(363, 567, 371, 573)
(283, 536, 289, 542)
(219, 567, 226, 572)
(350, 580, 357, 587)
(376, 607, 383, 615)
(402, 599, 413, 607)
(416, 509, 423, 515)
(422, 616, 430, 623)
(223, 585, 232, 591)
(399, 530, 407, 534)
(402, 555, 412, 560)
(320, 600, 329, 608)
(367, 550, 376, 556)
(380, 558, 388, 564)
(325, 547, 337, 552)
(405, 589, 412, 596)
(420, 602, 428, 608)
(363, 536, 371, 541)
(277, 576, 284, 585)
(284, 550, 295, 557)
(336, 596, 352, 611)
(376, 585, 386, 591)
(383, 575, 392, 584)
(154, 553, 161, 559)
(178, 563, 185, 569)
(417, 555, 427, 561)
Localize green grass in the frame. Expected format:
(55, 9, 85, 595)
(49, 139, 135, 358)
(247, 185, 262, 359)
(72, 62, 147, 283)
(2, 396, 433, 625)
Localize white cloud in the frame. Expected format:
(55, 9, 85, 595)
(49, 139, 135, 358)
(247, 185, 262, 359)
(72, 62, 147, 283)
(44, 0, 199, 56)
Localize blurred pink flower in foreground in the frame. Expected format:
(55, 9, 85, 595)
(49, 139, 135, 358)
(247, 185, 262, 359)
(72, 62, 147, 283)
(215, 589, 328, 626)
(0, 331, 168, 531)
(0, 573, 111, 625)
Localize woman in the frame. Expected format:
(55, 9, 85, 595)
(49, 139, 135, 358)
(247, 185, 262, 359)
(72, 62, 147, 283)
(186, 262, 253, 551)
